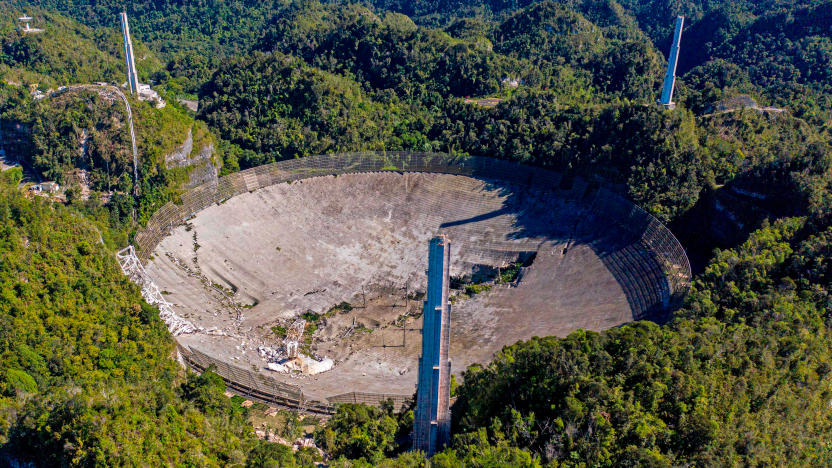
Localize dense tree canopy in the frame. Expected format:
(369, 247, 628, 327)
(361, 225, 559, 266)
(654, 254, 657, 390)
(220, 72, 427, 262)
(0, 0, 830, 465)
(0, 171, 260, 465)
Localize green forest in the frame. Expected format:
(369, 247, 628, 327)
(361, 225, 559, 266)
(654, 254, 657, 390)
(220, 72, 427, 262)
(0, 0, 830, 465)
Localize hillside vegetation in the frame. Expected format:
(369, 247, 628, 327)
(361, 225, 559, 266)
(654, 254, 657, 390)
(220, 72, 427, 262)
(0, 4, 161, 87)
(199, 0, 830, 227)
(0, 0, 829, 466)
(0, 170, 258, 465)
(455, 217, 832, 466)
(0, 7, 220, 229)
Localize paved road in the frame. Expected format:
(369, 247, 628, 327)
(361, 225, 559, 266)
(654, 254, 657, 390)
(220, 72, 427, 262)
(703, 105, 786, 118)
(47, 84, 140, 195)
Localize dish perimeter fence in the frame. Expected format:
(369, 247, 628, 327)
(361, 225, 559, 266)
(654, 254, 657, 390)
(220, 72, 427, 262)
(139, 152, 691, 412)
(180, 346, 412, 415)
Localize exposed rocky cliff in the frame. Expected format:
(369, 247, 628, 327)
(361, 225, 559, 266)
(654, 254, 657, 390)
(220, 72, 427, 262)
(165, 128, 218, 188)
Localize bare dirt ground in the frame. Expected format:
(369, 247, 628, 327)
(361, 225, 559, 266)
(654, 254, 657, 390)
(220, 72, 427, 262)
(147, 172, 641, 400)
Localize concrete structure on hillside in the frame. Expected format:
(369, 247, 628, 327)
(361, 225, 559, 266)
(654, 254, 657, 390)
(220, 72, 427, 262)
(30, 181, 60, 193)
(413, 235, 452, 456)
(284, 319, 306, 359)
(659, 16, 685, 108)
(118, 13, 166, 107)
(18, 15, 43, 34)
(119, 12, 139, 96)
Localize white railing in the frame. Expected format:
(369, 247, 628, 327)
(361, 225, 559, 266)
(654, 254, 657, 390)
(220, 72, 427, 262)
(116, 245, 199, 336)
(48, 84, 139, 195)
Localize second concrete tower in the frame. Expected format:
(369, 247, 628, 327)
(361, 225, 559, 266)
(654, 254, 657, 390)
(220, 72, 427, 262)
(413, 235, 452, 456)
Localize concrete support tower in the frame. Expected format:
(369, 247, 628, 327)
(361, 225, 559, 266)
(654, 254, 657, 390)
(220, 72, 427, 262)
(119, 12, 139, 95)
(413, 235, 452, 456)
(659, 16, 685, 108)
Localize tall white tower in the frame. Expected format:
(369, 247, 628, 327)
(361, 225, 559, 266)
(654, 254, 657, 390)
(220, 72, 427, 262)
(659, 16, 685, 108)
(119, 12, 139, 95)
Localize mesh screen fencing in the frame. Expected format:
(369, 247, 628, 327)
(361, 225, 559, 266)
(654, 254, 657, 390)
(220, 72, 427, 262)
(135, 151, 690, 297)
(150, 152, 692, 412)
(180, 345, 411, 414)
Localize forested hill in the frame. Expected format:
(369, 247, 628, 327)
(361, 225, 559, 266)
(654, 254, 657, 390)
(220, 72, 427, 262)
(454, 218, 832, 466)
(199, 0, 830, 228)
(0, 0, 831, 466)
(356, 0, 832, 120)
(10, 0, 288, 92)
(0, 5, 159, 86)
(0, 169, 258, 465)
(1, 5, 220, 228)
(17, 0, 832, 114)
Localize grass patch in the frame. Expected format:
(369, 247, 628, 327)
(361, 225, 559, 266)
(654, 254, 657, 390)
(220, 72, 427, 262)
(325, 301, 353, 317)
(302, 311, 321, 335)
(498, 262, 522, 283)
(355, 324, 373, 334)
(465, 283, 492, 295)
(301, 311, 321, 322)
